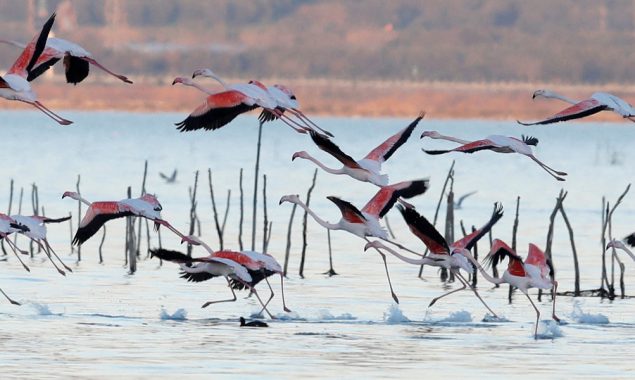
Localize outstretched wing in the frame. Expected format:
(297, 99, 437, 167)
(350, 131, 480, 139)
(423, 139, 495, 155)
(397, 204, 449, 254)
(363, 112, 424, 163)
(8, 13, 56, 79)
(624, 232, 635, 247)
(518, 99, 607, 125)
(484, 239, 525, 276)
(175, 90, 257, 132)
(42, 215, 71, 224)
(327, 196, 366, 223)
(361, 179, 429, 218)
(453, 203, 504, 251)
(309, 131, 361, 169)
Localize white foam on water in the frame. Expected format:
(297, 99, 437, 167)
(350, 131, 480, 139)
(27, 302, 57, 316)
(317, 309, 356, 321)
(482, 313, 510, 322)
(570, 301, 609, 324)
(438, 310, 472, 323)
(159, 307, 188, 321)
(535, 320, 564, 339)
(383, 304, 410, 324)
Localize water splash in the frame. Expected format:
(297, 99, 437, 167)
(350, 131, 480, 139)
(317, 309, 356, 321)
(27, 302, 58, 316)
(275, 311, 304, 321)
(482, 313, 510, 323)
(383, 304, 410, 324)
(159, 307, 188, 321)
(439, 310, 472, 323)
(535, 320, 564, 339)
(570, 301, 609, 324)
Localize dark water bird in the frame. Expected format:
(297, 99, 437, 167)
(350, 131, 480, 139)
(454, 191, 477, 209)
(159, 169, 177, 183)
(239, 317, 268, 327)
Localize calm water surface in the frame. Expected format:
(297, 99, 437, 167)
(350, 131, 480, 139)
(0, 111, 634, 379)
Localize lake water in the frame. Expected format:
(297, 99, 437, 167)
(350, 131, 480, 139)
(0, 111, 634, 379)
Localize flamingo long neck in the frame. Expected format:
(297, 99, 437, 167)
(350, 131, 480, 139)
(197, 239, 216, 255)
(291, 199, 339, 230)
(464, 253, 504, 284)
(617, 245, 635, 261)
(302, 154, 345, 175)
(376, 243, 431, 265)
(207, 72, 230, 90)
(539, 91, 578, 105)
(0, 39, 26, 49)
(74, 195, 92, 206)
(435, 134, 471, 145)
(183, 80, 214, 95)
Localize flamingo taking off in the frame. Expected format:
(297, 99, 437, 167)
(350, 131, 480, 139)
(11, 215, 72, 276)
(518, 89, 635, 125)
(150, 248, 275, 318)
(0, 213, 31, 273)
(0, 37, 132, 85)
(0, 13, 72, 125)
(605, 239, 635, 261)
(293, 113, 424, 186)
(279, 178, 429, 303)
(468, 239, 560, 339)
(61, 191, 197, 246)
(421, 131, 567, 181)
(365, 203, 503, 316)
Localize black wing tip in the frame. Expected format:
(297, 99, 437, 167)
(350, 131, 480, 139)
(43, 215, 72, 224)
(421, 148, 449, 155)
(398, 178, 430, 199)
(625, 233, 635, 248)
(521, 135, 539, 146)
(149, 248, 190, 262)
(516, 119, 536, 126)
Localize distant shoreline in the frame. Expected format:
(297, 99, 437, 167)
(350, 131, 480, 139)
(3, 78, 635, 122)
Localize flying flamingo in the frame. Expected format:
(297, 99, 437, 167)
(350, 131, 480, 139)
(625, 232, 635, 247)
(180, 235, 290, 313)
(191, 68, 332, 136)
(0, 213, 31, 272)
(0, 37, 132, 85)
(364, 203, 503, 316)
(421, 131, 567, 181)
(0, 13, 72, 125)
(150, 248, 275, 318)
(61, 191, 198, 246)
(292, 113, 424, 186)
(467, 239, 560, 339)
(11, 215, 72, 275)
(518, 89, 635, 125)
(605, 239, 635, 261)
(279, 178, 429, 303)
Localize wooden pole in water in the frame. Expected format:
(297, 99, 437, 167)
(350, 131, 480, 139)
(98, 226, 106, 264)
(323, 228, 338, 276)
(126, 186, 136, 273)
(262, 174, 268, 253)
(187, 171, 199, 257)
(208, 169, 224, 249)
(2, 179, 14, 256)
(283, 203, 298, 277)
(441, 176, 454, 282)
(251, 120, 265, 251)
(557, 200, 580, 296)
(136, 160, 148, 258)
(508, 196, 520, 303)
(238, 168, 244, 251)
(419, 160, 455, 278)
(299, 169, 318, 278)
(75, 175, 81, 262)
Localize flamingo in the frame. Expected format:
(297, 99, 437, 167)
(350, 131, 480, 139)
(191, 68, 330, 135)
(518, 89, 635, 125)
(0, 213, 31, 272)
(466, 239, 560, 339)
(279, 178, 429, 303)
(421, 132, 567, 181)
(61, 191, 198, 246)
(364, 203, 503, 316)
(292, 113, 424, 186)
(0, 13, 72, 125)
(625, 232, 635, 248)
(150, 248, 275, 318)
(183, 235, 290, 313)
(605, 239, 635, 261)
(11, 215, 72, 275)
(159, 169, 178, 184)
(0, 37, 132, 85)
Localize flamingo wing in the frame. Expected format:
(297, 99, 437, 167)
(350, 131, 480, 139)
(309, 131, 361, 169)
(484, 239, 525, 276)
(624, 232, 635, 247)
(326, 196, 366, 223)
(72, 209, 134, 245)
(179, 264, 218, 283)
(525, 243, 554, 278)
(175, 90, 258, 132)
(26, 56, 60, 82)
(258, 107, 284, 124)
(0, 78, 9, 88)
(150, 248, 193, 263)
(42, 215, 71, 224)
(423, 139, 496, 155)
(397, 204, 449, 254)
(63, 55, 90, 84)
(8, 13, 56, 79)
(230, 268, 276, 290)
(453, 203, 503, 251)
(361, 179, 429, 218)
(364, 112, 424, 163)
(518, 99, 607, 125)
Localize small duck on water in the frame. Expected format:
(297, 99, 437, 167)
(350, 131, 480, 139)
(239, 317, 268, 328)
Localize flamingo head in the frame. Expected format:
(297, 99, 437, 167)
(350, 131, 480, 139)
(531, 89, 552, 99)
(291, 151, 310, 161)
(279, 194, 300, 205)
(62, 191, 80, 200)
(140, 193, 163, 213)
(606, 239, 626, 251)
(192, 68, 217, 79)
(273, 84, 299, 108)
(247, 79, 268, 91)
(172, 77, 194, 86)
(420, 130, 442, 139)
(451, 247, 476, 273)
(363, 240, 386, 253)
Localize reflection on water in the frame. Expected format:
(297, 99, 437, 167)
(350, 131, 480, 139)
(0, 111, 634, 378)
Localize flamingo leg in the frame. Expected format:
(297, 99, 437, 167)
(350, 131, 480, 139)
(455, 271, 498, 318)
(260, 271, 275, 311)
(245, 282, 275, 319)
(2, 236, 30, 272)
(273, 110, 310, 134)
(0, 287, 20, 305)
(528, 154, 567, 176)
(279, 273, 291, 312)
(428, 275, 467, 307)
(287, 108, 334, 137)
(201, 277, 237, 308)
(44, 239, 73, 273)
(32, 239, 65, 276)
(157, 219, 199, 245)
(523, 291, 541, 339)
(32, 101, 73, 125)
(364, 237, 399, 304)
(83, 57, 133, 84)
(551, 280, 560, 322)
